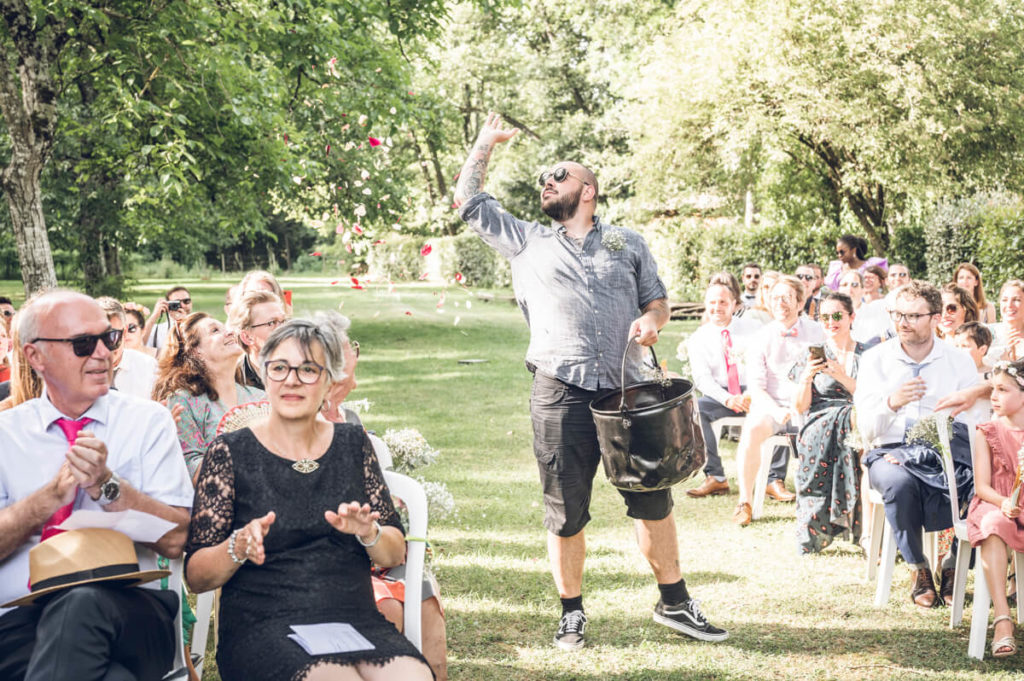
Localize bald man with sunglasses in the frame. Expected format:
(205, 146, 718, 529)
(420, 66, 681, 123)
(454, 113, 727, 651)
(0, 291, 192, 680)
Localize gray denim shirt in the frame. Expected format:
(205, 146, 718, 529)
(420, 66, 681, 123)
(459, 192, 667, 390)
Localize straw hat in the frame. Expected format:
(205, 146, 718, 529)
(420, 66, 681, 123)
(2, 528, 170, 607)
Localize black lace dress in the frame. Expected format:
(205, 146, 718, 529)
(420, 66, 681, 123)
(185, 423, 429, 681)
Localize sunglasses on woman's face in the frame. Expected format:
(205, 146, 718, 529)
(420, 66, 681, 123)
(126, 324, 139, 334)
(31, 329, 123, 357)
(537, 167, 590, 187)
(822, 311, 845, 322)
(944, 304, 960, 314)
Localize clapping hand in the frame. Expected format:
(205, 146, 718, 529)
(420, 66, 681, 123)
(65, 431, 111, 497)
(888, 377, 927, 410)
(240, 511, 276, 565)
(325, 501, 381, 542)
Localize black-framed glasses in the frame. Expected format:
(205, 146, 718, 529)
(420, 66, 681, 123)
(743, 272, 761, 279)
(537, 167, 590, 187)
(889, 311, 935, 324)
(249, 318, 286, 331)
(264, 360, 325, 384)
(795, 274, 815, 281)
(822, 311, 845, 321)
(350, 340, 360, 358)
(944, 304, 960, 315)
(31, 329, 123, 357)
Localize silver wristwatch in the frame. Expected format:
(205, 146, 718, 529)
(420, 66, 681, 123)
(97, 471, 121, 505)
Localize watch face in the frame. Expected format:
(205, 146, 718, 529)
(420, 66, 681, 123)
(101, 476, 120, 501)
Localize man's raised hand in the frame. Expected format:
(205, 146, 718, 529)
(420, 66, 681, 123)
(477, 112, 519, 146)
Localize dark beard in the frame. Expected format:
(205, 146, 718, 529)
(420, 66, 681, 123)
(541, 184, 582, 222)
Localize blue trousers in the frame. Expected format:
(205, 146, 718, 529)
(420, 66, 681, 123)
(867, 456, 952, 565)
(696, 396, 789, 482)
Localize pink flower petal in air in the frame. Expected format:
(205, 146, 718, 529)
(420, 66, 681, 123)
(368, 137, 382, 147)
(345, 243, 353, 253)
(404, 310, 413, 316)
(372, 239, 385, 245)
(330, 280, 340, 285)
(454, 272, 465, 283)
(420, 244, 432, 256)
(352, 224, 364, 235)
(419, 272, 430, 281)
(325, 144, 331, 156)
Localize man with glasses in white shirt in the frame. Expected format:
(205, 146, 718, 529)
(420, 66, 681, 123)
(855, 280, 979, 609)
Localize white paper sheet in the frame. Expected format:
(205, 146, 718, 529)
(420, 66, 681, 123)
(57, 509, 177, 543)
(288, 623, 376, 655)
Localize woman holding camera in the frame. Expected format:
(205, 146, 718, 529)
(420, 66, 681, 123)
(791, 291, 865, 554)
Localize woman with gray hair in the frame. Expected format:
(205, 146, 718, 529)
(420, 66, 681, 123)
(184, 314, 432, 681)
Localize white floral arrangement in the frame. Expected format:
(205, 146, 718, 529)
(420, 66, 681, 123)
(601, 228, 627, 251)
(676, 334, 693, 379)
(383, 428, 440, 473)
(381, 428, 456, 523)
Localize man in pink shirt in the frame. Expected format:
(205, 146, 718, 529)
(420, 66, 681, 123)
(733, 276, 825, 526)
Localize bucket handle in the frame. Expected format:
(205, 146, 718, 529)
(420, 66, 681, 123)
(617, 335, 662, 412)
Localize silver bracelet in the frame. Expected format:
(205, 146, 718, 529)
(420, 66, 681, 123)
(227, 529, 248, 564)
(356, 520, 382, 548)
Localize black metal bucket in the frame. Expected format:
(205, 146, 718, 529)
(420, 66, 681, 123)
(590, 340, 706, 492)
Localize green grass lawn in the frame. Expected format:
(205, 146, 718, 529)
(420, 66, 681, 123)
(8, 276, 1020, 680)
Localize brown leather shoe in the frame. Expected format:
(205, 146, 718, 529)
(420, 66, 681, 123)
(765, 480, 796, 503)
(938, 568, 956, 607)
(911, 568, 938, 609)
(686, 477, 730, 498)
(732, 502, 752, 526)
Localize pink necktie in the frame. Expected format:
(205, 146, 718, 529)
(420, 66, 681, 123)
(40, 417, 93, 542)
(721, 329, 741, 396)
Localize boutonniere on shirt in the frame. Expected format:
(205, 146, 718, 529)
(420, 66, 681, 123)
(601, 228, 627, 252)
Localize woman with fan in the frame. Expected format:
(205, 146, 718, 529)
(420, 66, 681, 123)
(184, 314, 432, 681)
(152, 312, 265, 480)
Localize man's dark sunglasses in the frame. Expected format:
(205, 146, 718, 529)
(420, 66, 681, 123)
(795, 274, 815, 281)
(537, 167, 590, 187)
(31, 329, 123, 357)
(1, 310, 12, 317)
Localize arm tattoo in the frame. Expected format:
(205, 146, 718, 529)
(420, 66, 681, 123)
(454, 142, 493, 204)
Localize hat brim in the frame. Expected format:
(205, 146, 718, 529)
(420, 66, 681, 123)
(1, 569, 171, 608)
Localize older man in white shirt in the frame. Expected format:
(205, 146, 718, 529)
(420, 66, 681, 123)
(0, 291, 192, 681)
(855, 280, 979, 609)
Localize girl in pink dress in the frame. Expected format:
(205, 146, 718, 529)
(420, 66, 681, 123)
(967, 359, 1024, 657)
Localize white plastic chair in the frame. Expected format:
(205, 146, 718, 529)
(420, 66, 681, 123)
(870, 410, 955, 605)
(710, 415, 746, 449)
(752, 434, 795, 520)
(188, 469, 430, 665)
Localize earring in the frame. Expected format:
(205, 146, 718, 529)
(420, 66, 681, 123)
(321, 399, 332, 413)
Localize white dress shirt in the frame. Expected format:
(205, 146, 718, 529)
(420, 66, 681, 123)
(113, 348, 158, 400)
(854, 337, 980, 448)
(686, 316, 761, 405)
(747, 316, 825, 407)
(0, 390, 193, 615)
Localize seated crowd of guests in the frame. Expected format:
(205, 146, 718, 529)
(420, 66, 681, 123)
(0, 272, 446, 681)
(686, 234, 1024, 655)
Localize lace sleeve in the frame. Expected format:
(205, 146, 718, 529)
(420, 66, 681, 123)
(184, 437, 235, 567)
(361, 433, 403, 533)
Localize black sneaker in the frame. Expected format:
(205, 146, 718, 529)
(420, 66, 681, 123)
(653, 598, 729, 642)
(553, 609, 587, 650)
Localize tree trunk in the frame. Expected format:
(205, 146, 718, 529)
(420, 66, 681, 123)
(2, 152, 57, 292)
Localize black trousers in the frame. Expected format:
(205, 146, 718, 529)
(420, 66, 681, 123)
(0, 584, 177, 681)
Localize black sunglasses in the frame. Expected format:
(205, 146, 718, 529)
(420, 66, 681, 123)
(796, 274, 815, 281)
(126, 323, 139, 333)
(537, 167, 590, 187)
(944, 304, 960, 314)
(0, 310, 12, 317)
(31, 329, 123, 357)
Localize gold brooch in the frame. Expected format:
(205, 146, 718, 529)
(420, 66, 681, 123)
(291, 459, 319, 474)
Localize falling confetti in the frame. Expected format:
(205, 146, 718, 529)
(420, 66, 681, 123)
(368, 137, 382, 147)
(404, 310, 413, 316)
(350, 277, 363, 290)
(330, 280, 340, 285)
(325, 144, 331, 156)
(352, 224, 364, 235)
(310, 251, 322, 256)
(420, 244, 432, 257)
(454, 272, 464, 284)
(454, 316, 461, 326)
(418, 272, 429, 280)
